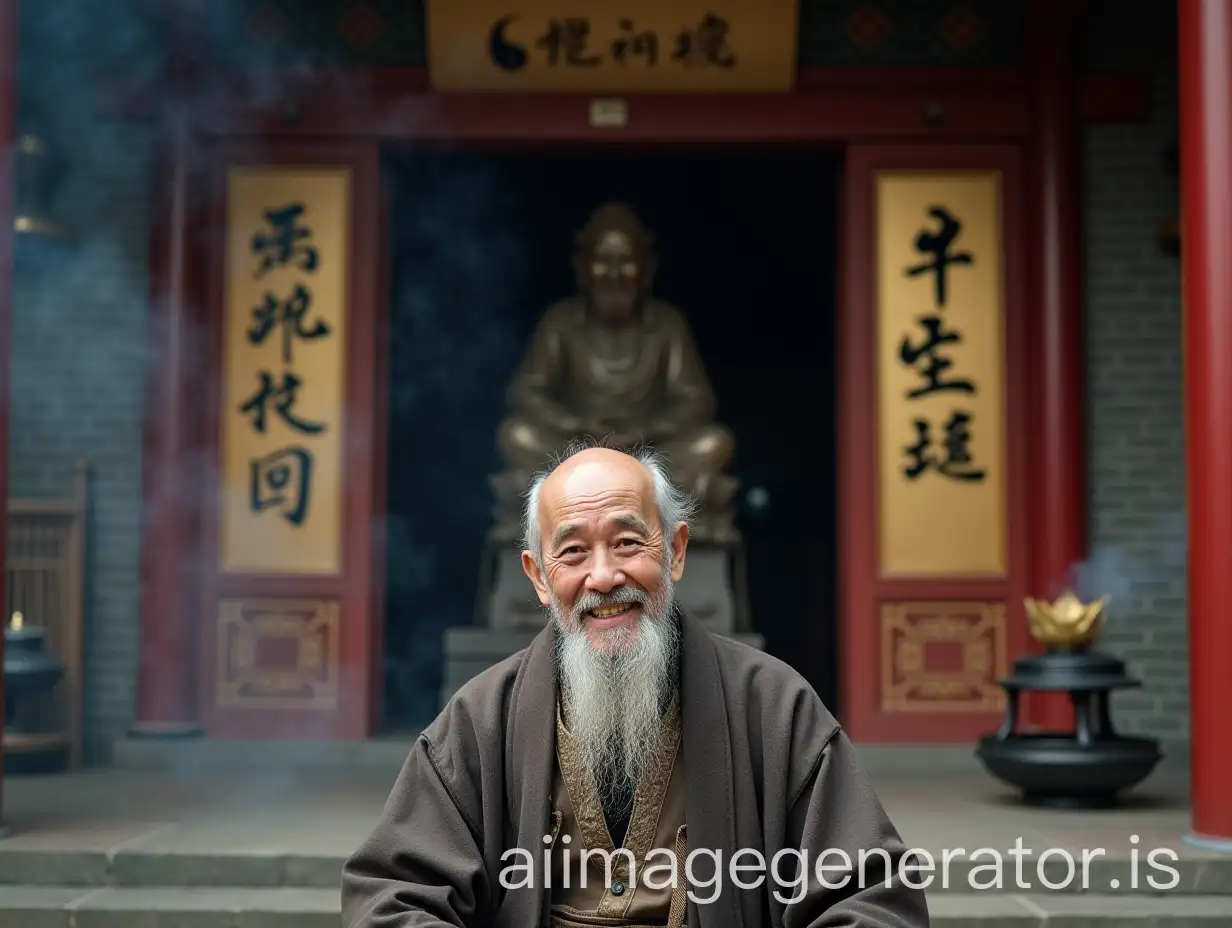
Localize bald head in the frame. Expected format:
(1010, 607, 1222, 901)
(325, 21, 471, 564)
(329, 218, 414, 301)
(536, 448, 658, 554)
(521, 441, 695, 567)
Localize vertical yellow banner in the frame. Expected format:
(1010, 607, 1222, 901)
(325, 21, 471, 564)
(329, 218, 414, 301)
(875, 171, 1007, 576)
(219, 167, 350, 575)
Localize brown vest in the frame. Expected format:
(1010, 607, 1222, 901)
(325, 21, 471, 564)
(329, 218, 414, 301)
(547, 697, 688, 928)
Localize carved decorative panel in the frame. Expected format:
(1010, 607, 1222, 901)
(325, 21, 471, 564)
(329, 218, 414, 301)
(880, 601, 1006, 712)
(216, 599, 341, 709)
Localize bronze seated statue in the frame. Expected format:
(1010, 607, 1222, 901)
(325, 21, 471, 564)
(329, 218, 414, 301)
(490, 201, 740, 546)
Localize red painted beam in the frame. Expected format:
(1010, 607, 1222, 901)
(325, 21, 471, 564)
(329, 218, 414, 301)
(95, 66, 1148, 137)
(1179, 0, 1232, 846)
(212, 89, 1028, 142)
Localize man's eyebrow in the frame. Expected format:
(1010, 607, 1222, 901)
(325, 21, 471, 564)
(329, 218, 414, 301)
(551, 523, 582, 549)
(611, 514, 649, 534)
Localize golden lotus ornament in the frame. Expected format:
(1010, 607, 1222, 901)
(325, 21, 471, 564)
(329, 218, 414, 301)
(1023, 591, 1109, 650)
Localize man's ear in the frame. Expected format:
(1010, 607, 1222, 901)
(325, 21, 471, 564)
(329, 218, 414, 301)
(521, 550, 552, 606)
(669, 522, 689, 582)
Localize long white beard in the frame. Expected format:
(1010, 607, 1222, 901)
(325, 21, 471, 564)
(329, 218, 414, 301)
(551, 557, 679, 800)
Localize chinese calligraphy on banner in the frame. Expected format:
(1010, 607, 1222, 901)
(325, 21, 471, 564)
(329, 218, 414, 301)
(875, 171, 1007, 576)
(219, 167, 350, 575)
(425, 0, 797, 91)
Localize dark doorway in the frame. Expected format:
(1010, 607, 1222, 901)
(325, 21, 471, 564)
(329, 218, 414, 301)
(382, 146, 841, 729)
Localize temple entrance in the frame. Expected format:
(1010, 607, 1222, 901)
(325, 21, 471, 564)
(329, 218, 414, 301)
(381, 146, 841, 730)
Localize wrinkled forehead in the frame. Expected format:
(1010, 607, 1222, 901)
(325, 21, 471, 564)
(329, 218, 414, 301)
(539, 459, 658, 541)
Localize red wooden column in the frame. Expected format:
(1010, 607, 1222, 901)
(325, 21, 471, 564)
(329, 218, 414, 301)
(1179, 0, 1232, 847)
(0, 0, 18, 827)
(131, 108, 203, 738)
(1025, 0, 1085, 731)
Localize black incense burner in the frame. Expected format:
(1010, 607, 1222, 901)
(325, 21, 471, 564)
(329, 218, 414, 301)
(976, 592, 1161, 808)
(4, 610, 67, 773)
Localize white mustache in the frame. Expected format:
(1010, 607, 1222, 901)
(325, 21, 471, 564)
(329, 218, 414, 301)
(572, 586, 647, 621)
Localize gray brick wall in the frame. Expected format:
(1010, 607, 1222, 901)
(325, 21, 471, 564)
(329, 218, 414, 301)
(1081, 2, 1188, 739)
(8, 123, 153, 762)
(9, 0, 158, 762)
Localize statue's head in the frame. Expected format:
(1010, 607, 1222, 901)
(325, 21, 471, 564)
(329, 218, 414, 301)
(574, 201, 656, 325)
(519, 439, 693, 786)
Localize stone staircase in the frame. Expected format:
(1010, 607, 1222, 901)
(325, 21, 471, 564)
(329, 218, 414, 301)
(1, 843, 1230, 926)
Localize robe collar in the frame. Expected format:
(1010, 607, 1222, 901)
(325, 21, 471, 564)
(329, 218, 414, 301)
(506, 606, 743, 928)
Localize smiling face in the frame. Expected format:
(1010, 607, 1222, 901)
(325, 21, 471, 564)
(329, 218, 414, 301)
(521, 448, 688, 653)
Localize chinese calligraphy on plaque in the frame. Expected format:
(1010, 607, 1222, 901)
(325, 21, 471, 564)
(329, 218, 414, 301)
(875, 171, 1007, 576)
(239, 202, 331, 527)
(488, 13, 737, 71)
(220, 167, 349, 575)
(897, 205, 985, 484)
(425, 0, 797, 92)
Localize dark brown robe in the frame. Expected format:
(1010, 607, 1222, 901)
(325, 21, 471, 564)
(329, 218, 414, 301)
(342, 610, 930, 928)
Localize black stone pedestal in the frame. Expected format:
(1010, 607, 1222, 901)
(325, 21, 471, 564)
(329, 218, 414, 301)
(976, 649, 1161, 808)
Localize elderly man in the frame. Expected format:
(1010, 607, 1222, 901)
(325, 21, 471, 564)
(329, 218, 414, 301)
(342, 442, 929, 928)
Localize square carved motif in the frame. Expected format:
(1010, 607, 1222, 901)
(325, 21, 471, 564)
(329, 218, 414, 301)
(216, 598, 341, 710)
(880, 601, 1006, 713)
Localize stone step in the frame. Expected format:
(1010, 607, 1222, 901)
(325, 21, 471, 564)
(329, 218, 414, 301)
(924, 894, 1231, 924)
(0, 847, 348, 888)
(0, 888, 1228, 927)
(0, 885, 340, 928)
(112, 735, 421, 774)
(2, 846, 1231, 894)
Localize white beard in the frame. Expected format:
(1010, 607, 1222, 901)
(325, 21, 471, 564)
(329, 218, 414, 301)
(550, 556, 679, 803)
